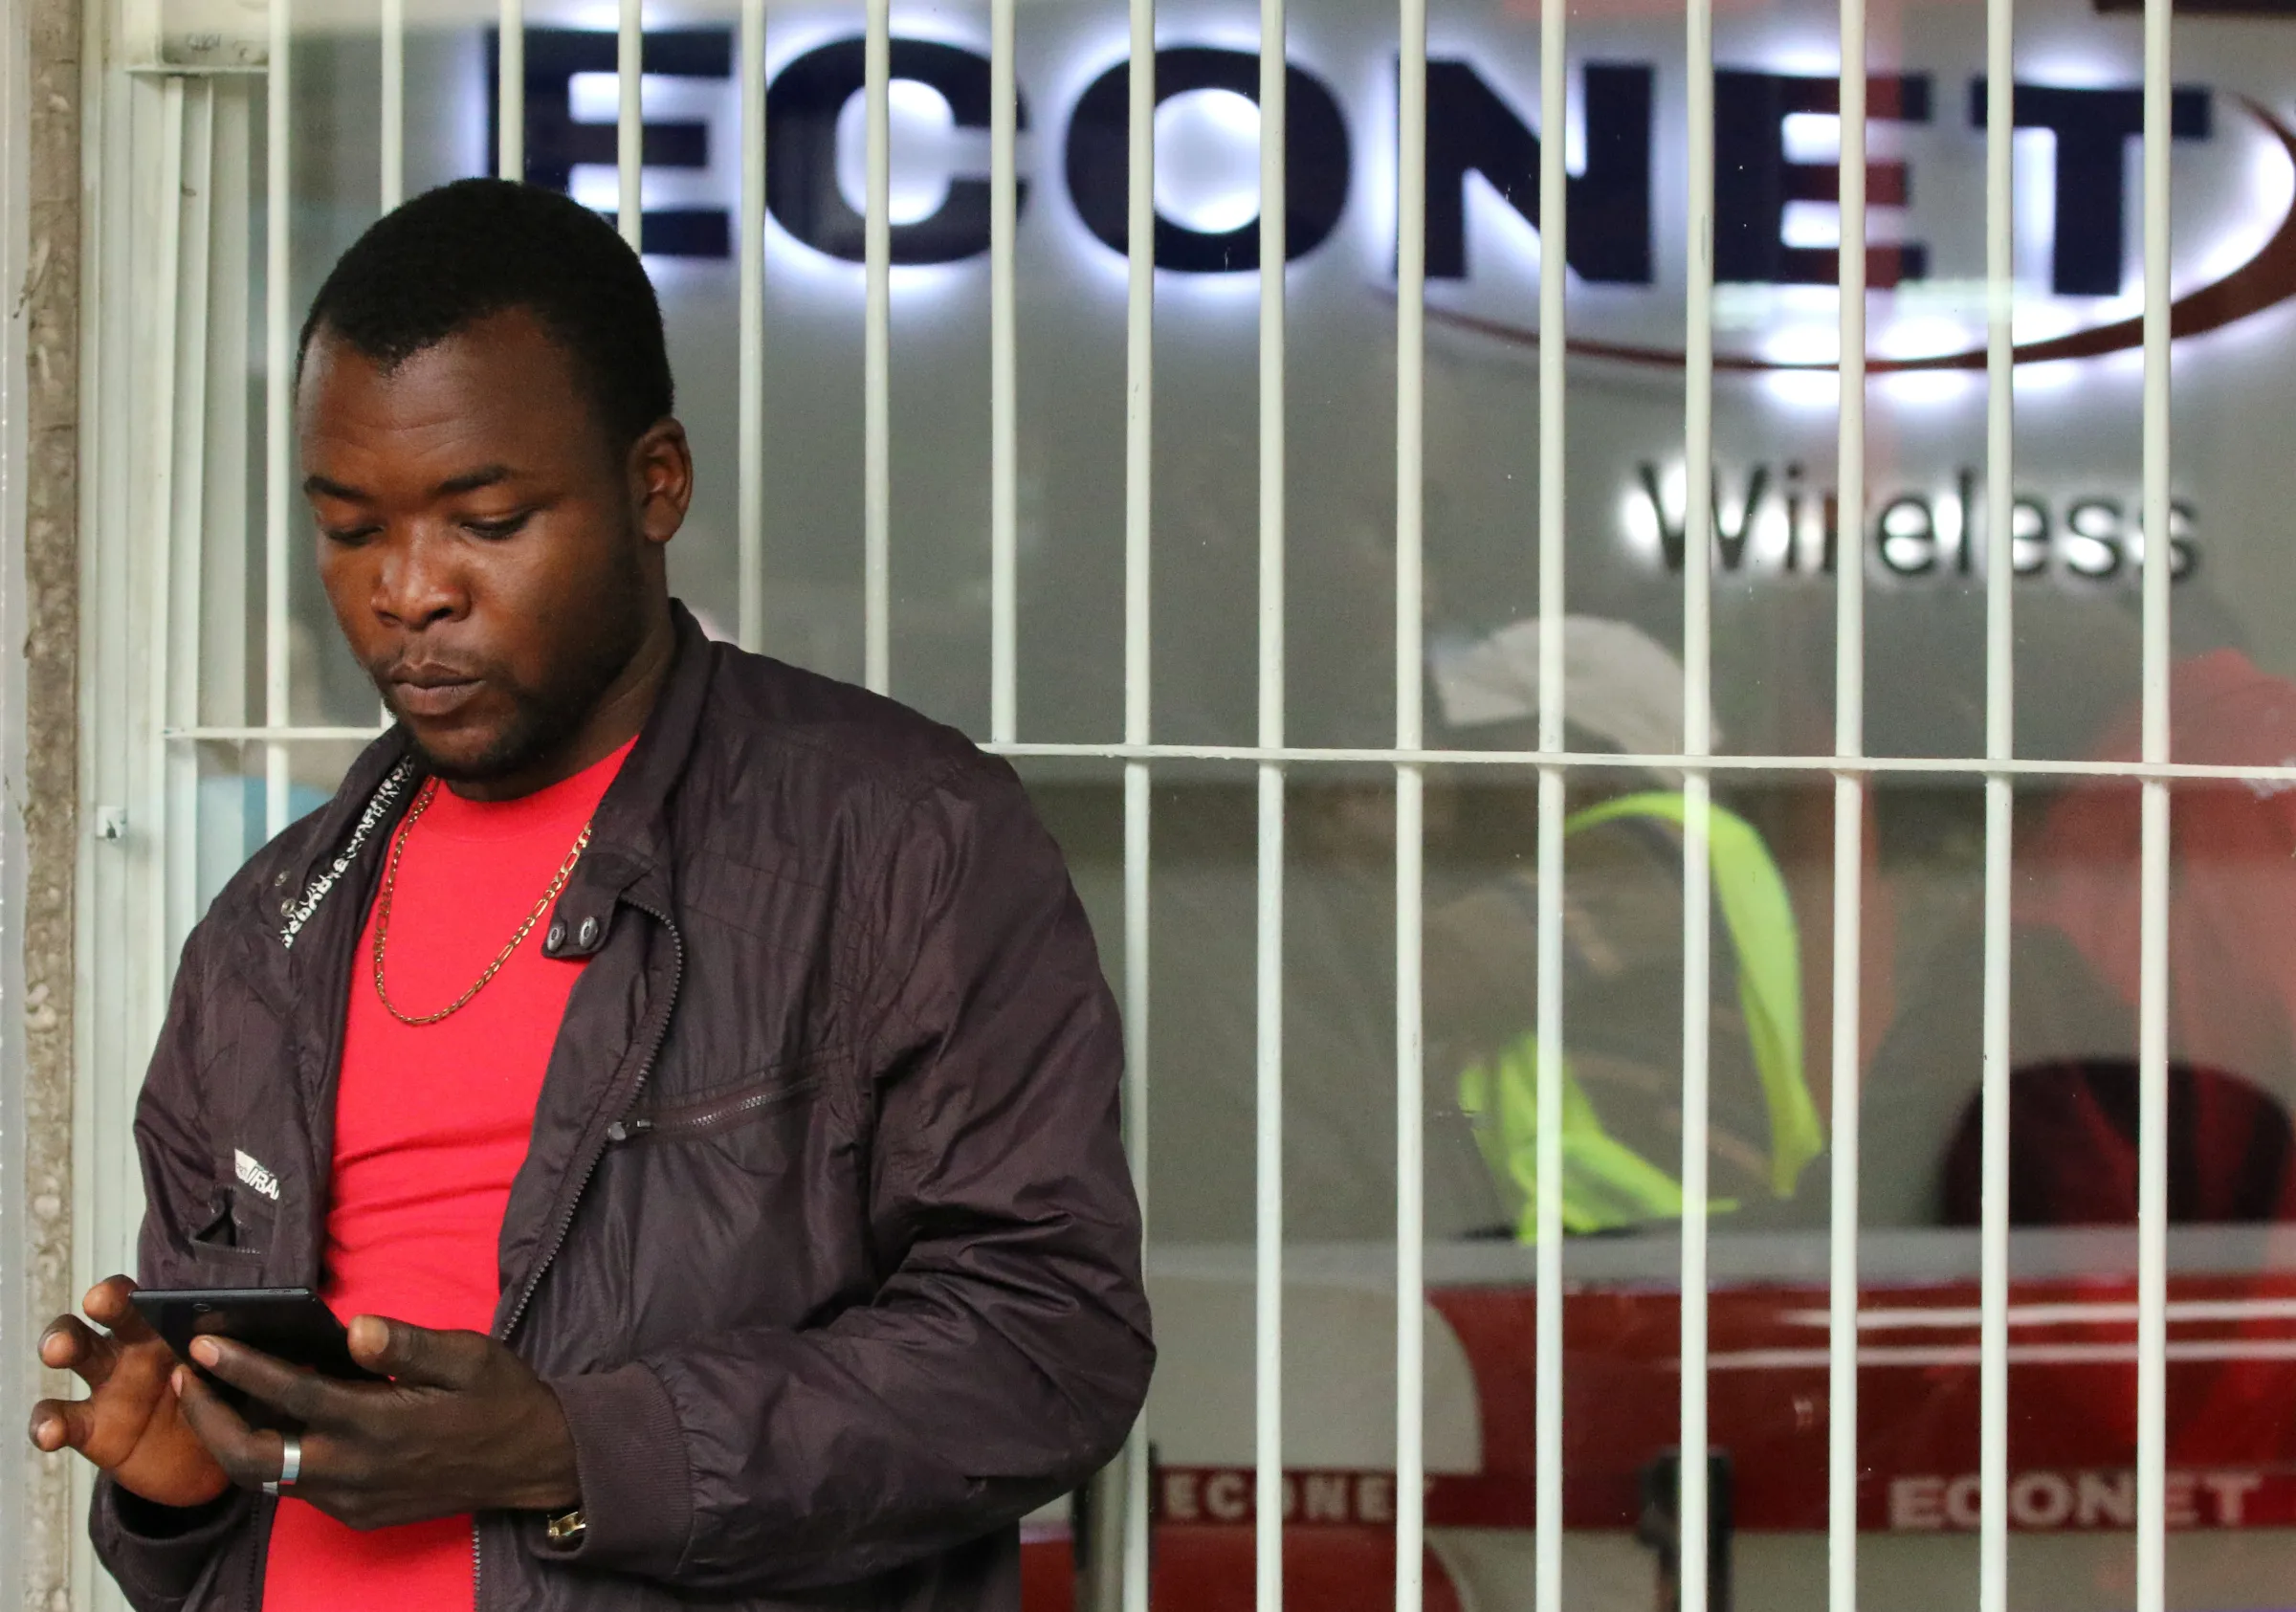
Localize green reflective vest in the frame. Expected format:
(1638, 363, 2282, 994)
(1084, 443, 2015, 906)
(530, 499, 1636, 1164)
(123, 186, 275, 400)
(1455, 792, 1823, 1239)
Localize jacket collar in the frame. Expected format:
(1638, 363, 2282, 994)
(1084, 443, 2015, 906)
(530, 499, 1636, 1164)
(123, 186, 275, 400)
(279, 601, 716, 957)
(537, 601, 715, 958)
(276, 729, 417, 937)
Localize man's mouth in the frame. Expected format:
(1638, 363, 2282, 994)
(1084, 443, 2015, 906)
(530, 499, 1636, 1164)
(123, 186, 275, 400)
(385, 665, 485, 719)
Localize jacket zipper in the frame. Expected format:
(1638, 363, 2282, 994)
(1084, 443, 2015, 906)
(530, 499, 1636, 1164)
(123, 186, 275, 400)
(244, 1493, 276, 1612)
(605, 1076, 817, 1142)
(475, 894, 685, 1612)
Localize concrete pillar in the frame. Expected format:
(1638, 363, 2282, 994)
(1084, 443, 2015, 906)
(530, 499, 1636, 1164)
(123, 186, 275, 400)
(13, 0, 81, 1598)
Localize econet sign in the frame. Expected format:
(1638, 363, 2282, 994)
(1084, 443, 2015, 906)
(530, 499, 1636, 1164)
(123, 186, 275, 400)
(487, 24, 2296, 593)
(492, 27, 2294, 324)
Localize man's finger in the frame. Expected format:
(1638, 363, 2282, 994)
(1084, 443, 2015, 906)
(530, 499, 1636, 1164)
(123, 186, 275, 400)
(27, 1396, 98, 1456)
(187, 1338, 338, 1428)
(81, 1275, 159, 1345)
(37, 1315, 119, 1391)
(171, 1367, 288, 1491)
(348, 1315, 485, 1389)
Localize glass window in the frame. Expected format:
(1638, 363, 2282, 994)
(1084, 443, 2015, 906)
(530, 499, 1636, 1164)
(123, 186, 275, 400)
(82, 0, 2296, 1604)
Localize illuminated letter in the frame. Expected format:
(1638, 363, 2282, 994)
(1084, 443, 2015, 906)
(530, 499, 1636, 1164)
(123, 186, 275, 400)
(2064, 497, 2124, 580)
(1203, 1470, 1250, 1522)
(1713, 70, 1932, 287)
(1637, 462, 1768, 571)
(1424, 61, 1652, 282)
(2011, 497, 2053, 576)
(492, 28, 733, 257)
(1890, 1477, 1946, 1531)
(2171, 500, 2200, 581)
(1303, 1472, 1351, 1522)
(1065, 47, 1351, 273)
(2201, 1471, 2263, 1526)
(2076, 1469, 2135, 1528)
(765, 37, 1020, 264)
(2166, 1471, 2200, 1530)
(1967, 81, 2210, 297)
(2010, 1472, 2075, 1530)
(1877, 495, 1938, 576)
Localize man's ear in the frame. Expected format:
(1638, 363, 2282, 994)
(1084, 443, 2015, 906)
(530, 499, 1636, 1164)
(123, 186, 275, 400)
(629, 418, 694, 546)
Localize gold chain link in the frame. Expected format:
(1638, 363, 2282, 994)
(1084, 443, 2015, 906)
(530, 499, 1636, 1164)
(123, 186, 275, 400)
(370, 776, 596, 1027)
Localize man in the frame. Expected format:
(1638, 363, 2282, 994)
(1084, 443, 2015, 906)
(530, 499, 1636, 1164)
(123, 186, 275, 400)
(26, 179, 1153, 1611)
(1423, 615, 1821, 1235)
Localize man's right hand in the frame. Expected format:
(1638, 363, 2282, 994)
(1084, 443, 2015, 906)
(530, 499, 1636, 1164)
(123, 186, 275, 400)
(28, 1275, 231, 1509)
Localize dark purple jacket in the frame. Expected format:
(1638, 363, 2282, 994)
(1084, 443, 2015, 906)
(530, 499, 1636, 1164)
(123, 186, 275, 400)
(94, 606, 1153, 1610)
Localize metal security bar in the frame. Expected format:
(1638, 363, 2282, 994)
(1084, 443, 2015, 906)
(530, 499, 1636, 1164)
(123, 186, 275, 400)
(1829, 10, 1868, 1612)
(863, 0, 891, 693)
(1119, 0, 1157, 1606)
(143, 734, 2296, 787)
(261, 0, 292, 840)
(1256, 2, 1287, 1612)
(380, 0, 403, 208)
(987, 0, 1017, 736)
(620, 0, 643, 246)
(1979, 5, 2017, 1612)
(1681, 6, 1717, 1608)
(1394, 1, 1428, 1608)
(2136, 0, 2177, 1604)
(737, 0, 765, 651)
(90, 3, 2216, 1612)
(497, 0, 521, 177)
(1533, 0, 1565, 1604)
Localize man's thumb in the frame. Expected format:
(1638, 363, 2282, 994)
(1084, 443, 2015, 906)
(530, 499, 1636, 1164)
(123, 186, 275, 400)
(349, 1315, 466, 1386)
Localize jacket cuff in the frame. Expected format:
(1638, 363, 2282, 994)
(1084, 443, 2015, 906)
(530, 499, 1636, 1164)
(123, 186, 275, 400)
(536, 1360, 692, 1579)
(92, 1476, 250, 1606)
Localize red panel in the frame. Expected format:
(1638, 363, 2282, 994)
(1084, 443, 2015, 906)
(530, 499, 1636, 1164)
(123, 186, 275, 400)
(1019, 1532, 1466, 1612)
(1022, 1537, 1073, 1612)
(1426, 1274, 2296, 1531)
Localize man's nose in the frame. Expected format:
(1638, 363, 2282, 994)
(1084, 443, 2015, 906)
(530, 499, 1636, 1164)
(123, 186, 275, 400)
(372, 529, 468, 629)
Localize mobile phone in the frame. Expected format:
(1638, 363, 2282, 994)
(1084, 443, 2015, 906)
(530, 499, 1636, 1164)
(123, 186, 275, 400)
(128, 1287, 383, 1411)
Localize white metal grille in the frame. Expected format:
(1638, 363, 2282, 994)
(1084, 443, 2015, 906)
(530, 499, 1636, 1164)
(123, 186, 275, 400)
(73, 0, 2267, 1608)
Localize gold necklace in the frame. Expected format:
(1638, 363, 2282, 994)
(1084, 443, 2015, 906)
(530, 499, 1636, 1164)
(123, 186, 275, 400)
(370, 776, 596, 1027)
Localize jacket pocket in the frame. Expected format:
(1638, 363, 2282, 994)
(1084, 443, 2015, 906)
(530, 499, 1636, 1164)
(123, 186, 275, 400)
(606, 1072, 823, 1176)
(186, 1189, 272, 1269)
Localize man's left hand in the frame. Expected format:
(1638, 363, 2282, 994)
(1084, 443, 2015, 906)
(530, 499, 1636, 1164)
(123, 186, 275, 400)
(173, 1316, 580, 1531)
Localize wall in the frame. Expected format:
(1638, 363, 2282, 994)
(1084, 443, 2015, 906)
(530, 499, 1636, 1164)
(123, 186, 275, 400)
(11, 0, 80, 1598)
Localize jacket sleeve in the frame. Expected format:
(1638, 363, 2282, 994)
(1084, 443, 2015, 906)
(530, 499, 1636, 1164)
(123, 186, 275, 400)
(90, 920, 260, 1611)
(538, 759, 1154, 1594)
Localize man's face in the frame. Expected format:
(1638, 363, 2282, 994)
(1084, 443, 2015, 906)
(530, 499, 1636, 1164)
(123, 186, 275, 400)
(298, 308, 687, 785)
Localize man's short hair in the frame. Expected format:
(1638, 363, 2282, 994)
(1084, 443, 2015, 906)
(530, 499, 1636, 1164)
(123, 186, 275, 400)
(298, 179, 673, 453)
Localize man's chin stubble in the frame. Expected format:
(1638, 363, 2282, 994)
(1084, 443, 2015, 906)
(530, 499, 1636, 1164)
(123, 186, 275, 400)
(399, 703, 573, 784)
(379, 574, 653, 787)
(385, 647, 639, 787)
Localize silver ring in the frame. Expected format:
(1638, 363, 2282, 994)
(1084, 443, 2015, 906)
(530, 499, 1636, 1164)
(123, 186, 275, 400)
(263, 1433, 302, 1496)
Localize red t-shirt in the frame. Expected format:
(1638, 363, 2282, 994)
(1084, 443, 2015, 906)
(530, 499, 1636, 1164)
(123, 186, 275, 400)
(262, 740, 631, 1612)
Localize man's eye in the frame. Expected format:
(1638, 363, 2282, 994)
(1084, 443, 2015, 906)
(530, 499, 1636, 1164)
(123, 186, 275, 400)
(464, 514, 531, 540)
(321, 523, 383, 544)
